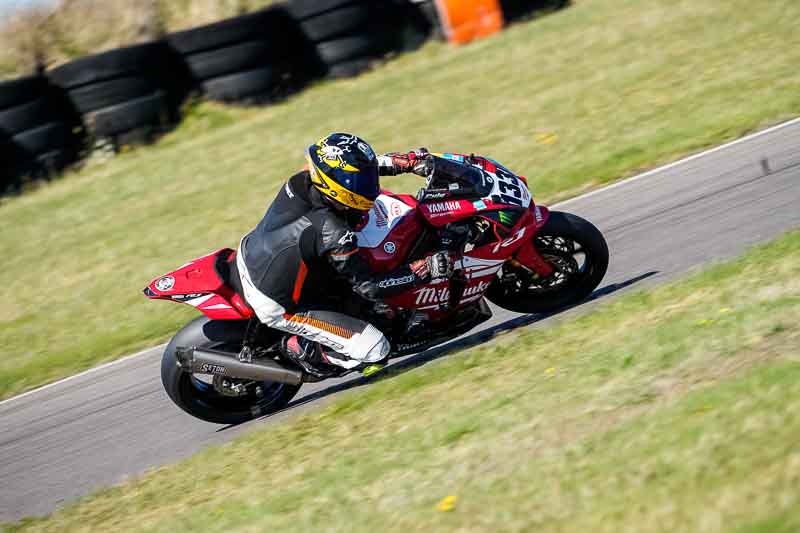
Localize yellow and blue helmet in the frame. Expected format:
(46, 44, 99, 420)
(306, 132, 380, 211)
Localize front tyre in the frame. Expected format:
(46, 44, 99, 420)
(161, 316, 301, 424)
(486, 211, 609, 314)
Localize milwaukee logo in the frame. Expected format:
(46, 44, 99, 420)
(414, 280, 490, 305)
(427, 201, 460, 214)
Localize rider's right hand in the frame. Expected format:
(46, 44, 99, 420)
(387, 149, 433, 177)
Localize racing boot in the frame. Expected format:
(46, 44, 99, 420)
(280, 335, 343, 380)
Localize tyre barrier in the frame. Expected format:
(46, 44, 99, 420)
(288, 0, 410, 79)
(0, 1, 567, 194)
(48, 41, 189, 146)
(167, 5, 302, 104)
(499, 0, 570, 22)
(0, 75, 82, 192)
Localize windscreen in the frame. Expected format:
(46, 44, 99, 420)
(429, 156, 494, 197)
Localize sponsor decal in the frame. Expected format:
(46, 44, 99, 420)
(170, 292, 207, 301)
(427, 201, 461, 214)
(284, 182, 294, 198)
(338, 231, 356, 246)
(397, 340, 429, 352)
(498, 210, 514, 226)
(374, 205, 388, 227)
(357, 142, 375, 159)
(448, 183, 460, 191)
(534, 205, 544, 223)
(200, 363, 226, 375)
(376, 200, 389, 218)
(378, 274, 414, 288)
(155, 276, 175, 292)
(472, 200, 487, 210)
(414, 280, 490, 305)
(492, 227, 527, 253)
(390, 202, 403, 218)
(442, 153, 465, 162)
(322, 340, 345, 351)
(425, 191, 448, 200)
(383, 241, 397, 254)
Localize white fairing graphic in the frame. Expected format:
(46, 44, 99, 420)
(477, 160, 532, 209)
(356, 194, 412, 248)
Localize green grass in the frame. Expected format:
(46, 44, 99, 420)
(5, 229, 799, 532)
(2, 0, 800, 399)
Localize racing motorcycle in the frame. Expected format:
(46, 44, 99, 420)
(144, 154, 608, 424)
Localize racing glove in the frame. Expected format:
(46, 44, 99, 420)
(410, 251, 453, 282)
(379, 148, 433, 177)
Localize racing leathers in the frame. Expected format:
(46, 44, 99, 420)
(236, 161, 445, 371)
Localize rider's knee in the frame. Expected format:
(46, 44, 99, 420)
(360, 336, 390, 363)
(351, 325, 390, 363)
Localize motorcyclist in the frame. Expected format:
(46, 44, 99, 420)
(235, 132, 449, 378)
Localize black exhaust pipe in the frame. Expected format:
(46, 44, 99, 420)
(175, 346, 303, 386)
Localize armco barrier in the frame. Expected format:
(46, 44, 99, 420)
(0, 0, 561, 195)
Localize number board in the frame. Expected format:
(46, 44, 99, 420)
(482, 164, 531, 208)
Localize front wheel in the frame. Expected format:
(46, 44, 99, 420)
(485, 211, 609, 314)
(161, 317, 301, 424)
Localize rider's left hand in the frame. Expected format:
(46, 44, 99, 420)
(411, 251, 453, 281)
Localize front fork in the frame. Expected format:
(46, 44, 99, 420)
(512, 205, 555, 277)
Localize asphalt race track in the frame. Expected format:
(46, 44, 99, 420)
(1, 119, 799, 521)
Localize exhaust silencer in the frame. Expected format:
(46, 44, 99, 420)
(175, 346, 302, 386)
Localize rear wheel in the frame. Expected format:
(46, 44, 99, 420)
(161, 316, 300, 424)
(485, 211, 608, 314)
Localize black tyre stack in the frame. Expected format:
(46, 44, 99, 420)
(1, 74, 82, 193)
(407, 0, 443, 41)
(287, 0, 406, 79)
(498, 0, 570, 23)
(48, 42, 184, 147)
(167, 6, 300, 104)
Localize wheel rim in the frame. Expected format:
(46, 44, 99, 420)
(501, 233, 592, 298)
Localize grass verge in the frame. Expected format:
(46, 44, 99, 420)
(1, 0, 800, 399)
(5, 228, 799, 532)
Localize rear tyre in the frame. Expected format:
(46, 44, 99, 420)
(161, 316, 301, 425)
(485, 211, 608, 314)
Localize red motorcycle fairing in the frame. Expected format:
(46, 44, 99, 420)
(512, 204, 555, 277)
(356, 192, 424, 272)
(144, 249, 254, 320)
(365, 198, 546, 320)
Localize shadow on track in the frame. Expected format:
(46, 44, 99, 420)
(245, 271, 658, 422)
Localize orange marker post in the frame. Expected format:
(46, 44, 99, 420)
(434, 0, 505, 45)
